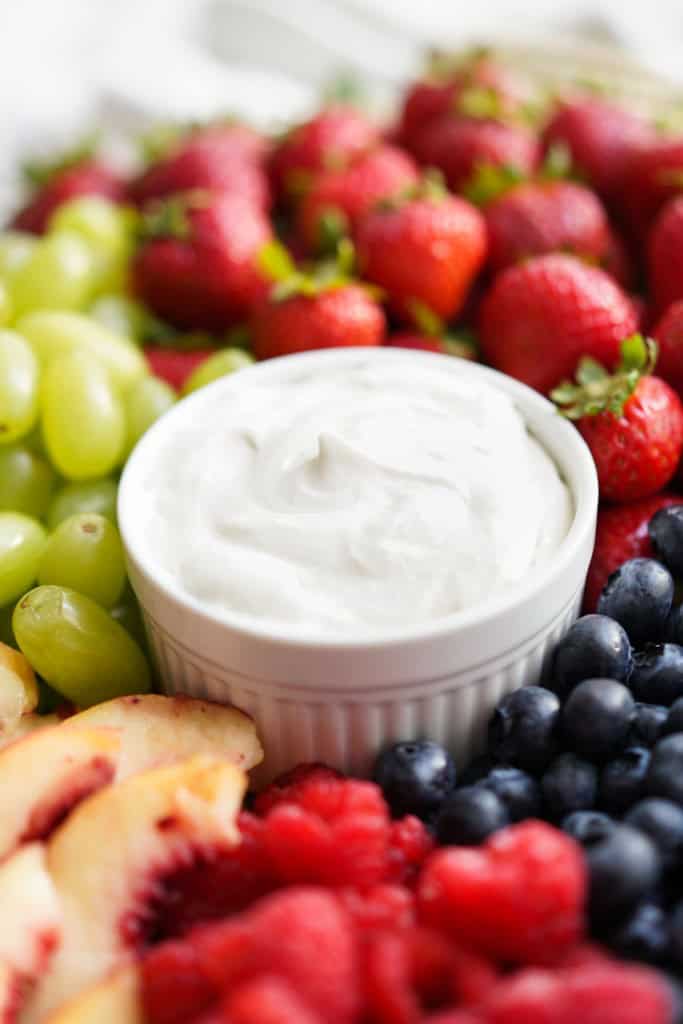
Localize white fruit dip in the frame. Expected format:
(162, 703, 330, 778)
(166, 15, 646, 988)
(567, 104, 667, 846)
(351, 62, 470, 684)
(142, 352, 572, 637)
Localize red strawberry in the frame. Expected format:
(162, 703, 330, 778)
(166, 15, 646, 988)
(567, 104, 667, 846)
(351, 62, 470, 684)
(133, 191, 272, 331)
(296, 145, 418, 254)
(144, 347, 217, 391)
(269, 107, 379, 203)
(128, 123, 270, 210)
(479, 253, 639, 394)
(601, 228, 635, 291)
(355, 181, 486, 323)
(251, 283, 385, 360)
(542, 98, 653, 199)
(621, 135, 683, 239)
(12, 157, 124, 234)
(648, 195, 683, 315)
(409, 115, 539, 196)
(484, 180, 609, 274)
(652, 298, 683, 393)
(584, 493, 683, 612)
(553, 335, 683, 503)
(388, 331, 478, 360)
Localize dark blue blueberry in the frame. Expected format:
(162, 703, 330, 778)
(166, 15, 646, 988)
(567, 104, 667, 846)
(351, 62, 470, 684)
(459, 753, 497, 787)
(630, 644, 683, 706)
(562, 810, 615, 846)
(625, 798, 683, 871)
(666, 605, 683, 646)
(599, 747, 650, 816)
(649, 505, 683, 578)
(584, 823, 661, 927)
(597, 557, 674, 646)
(670, 902, 683, 968)
(435, 785, 509, 846)
(550, 614, 632, 699)
(626, 702, 668, 747)
(541, 753, 597, 820)
(665, 697, 683, 736)
(608, 902, 670, 964)
(373, 741, 456, 820)
(488, 686, 560, 773)
(561, 678, 635, 761)
(479, 766, 541, 822)
(648, 734, 683, 805)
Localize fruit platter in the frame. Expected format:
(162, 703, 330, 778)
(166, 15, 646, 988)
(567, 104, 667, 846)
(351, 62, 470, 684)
(5, 40, 683, 1023)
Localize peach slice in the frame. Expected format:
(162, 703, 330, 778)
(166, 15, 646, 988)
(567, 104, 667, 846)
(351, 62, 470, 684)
(45, 965, 142, 1024)
(0, 712, 58, 751)
(0, 642, 39, 740)
(60, 693, 264, 779)
(0, 725, 120, 862)
(0, 844, 62, 1021)
(24, 756, 246, 1021)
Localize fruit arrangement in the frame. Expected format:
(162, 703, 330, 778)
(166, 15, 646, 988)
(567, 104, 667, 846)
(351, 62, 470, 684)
(4, 44, 683, 1022)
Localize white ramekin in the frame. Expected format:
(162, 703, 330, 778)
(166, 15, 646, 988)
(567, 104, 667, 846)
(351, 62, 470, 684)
(118, 348, 598, 782)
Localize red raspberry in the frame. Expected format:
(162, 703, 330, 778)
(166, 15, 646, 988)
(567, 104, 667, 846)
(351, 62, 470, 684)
(253, 764, 342, 816)
(423, 1015, 482, 1024)
(221, 977, 323, 1024)
(192, 888, 360, 1024)
(337, 884, 416, 934)
(409, 928, 498, 1009)
(483, 969, 567, 1024)
(141, 940, 217, 1024)
(418, 822, 586, 964)
(561, 962, 673, 1024)
(362, 931, 420, 1024)
(387, 815, 435, 886)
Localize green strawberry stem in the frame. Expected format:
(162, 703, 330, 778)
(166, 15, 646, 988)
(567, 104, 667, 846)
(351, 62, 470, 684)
(258, 238, 362, 302)
(551, 334, 658, 420)
(22, 135, 99, 187)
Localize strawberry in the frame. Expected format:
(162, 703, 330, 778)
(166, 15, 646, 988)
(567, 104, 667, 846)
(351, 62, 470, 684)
(648, 195, 683, 315)
(652, 298, 683, 393)
(128, 123, 271, 210)
(484, 180, 609, 274)
(11, 152, 124, 234)
(479, 253, 638, 394)
(408, 115, 539, 196)
(295, 145, 419, 254)
(621, 136, 683, 239)
(583, 494, 683, 612)
(553, 335, 683, 503)
(251, 242, 385, 359)
(355, 177, 486, 323)
(269, 107, 379, 203)
(144, 347, 216, 391)
(602, 228, 635, 291)
(133, 191, 272, 331)
(388, 331, 478, 360)
(542, 98, 653, 200)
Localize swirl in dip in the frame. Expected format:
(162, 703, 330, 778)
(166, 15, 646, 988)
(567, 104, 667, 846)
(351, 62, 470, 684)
(142, 353, 572, 637)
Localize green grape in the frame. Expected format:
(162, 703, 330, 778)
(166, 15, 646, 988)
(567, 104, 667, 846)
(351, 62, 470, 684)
(0, 330, 39, 443)
(0, 280, 12, 326)
(0, 512, 47, 605)
(0, 603, 16, 646)
(17, 311, 146, 392)
(0, 444, 56, 517)
(41, 350, 125, 480)
(13, 585, 151, 706)
(49, 198, 138, 295)
(38, 512, 126, 608)
(124, 376, 175, 456)
(89, 295, 147, 344)
(11, 231, 97, 316)
(182, 347, 254, 395)
(47, 477, 118, 530)
(0, 232, 36, 280)
(110, 595, 147, 649)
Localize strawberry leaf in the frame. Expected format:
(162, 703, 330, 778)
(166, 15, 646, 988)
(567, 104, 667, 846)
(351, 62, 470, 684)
(457, 85, 504, 120)
(463, 162, 525, 205)
(258, 241, 298, 282)
(552, 335, 658, 420)
(22, 135, 99, 188)
(409, 300, 444, 337)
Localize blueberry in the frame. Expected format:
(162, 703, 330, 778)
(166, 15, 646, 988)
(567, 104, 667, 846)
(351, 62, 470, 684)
(584, 823, 661, 927)
(541, 753, 597, 820)
(648, 734, 683, 805)
(597, 557, 674, 646)
(630, 644, 683, 706)
(562, 810, 615, 846)
(561, 678, 635, 761)
(479, 766, 541, 822)
(459, 753, 497, 787)
(649, 505, 683, 578)
(550, 614, 632, 699)
(435, 786, 509, 845)
(626, 703, 668, 747)
(608, 902, 670, 964)
(625, 798, 683, 871)
(670, 902, 683, 967)
(599, 747, 650, 816)
(373, 741, 456, 820)
(488, 686, 560, 773)
(667, 605, 683, 645)
(666, 697, 683, 736)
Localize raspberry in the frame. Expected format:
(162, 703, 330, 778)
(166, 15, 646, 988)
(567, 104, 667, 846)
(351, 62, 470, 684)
(140, 940, 217, 1024)
(362, 931, 420, 1024)
(192, 888, 359, 1024)
(483, 970, 567, 1024)
(562, 963, 673, 1024)
(253, 765, 342, 816)
(222, 976, 323, 1024)
(418, 822, 586, 964)
(337, 884, 416, 933)
(387, 815, 435, 885)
